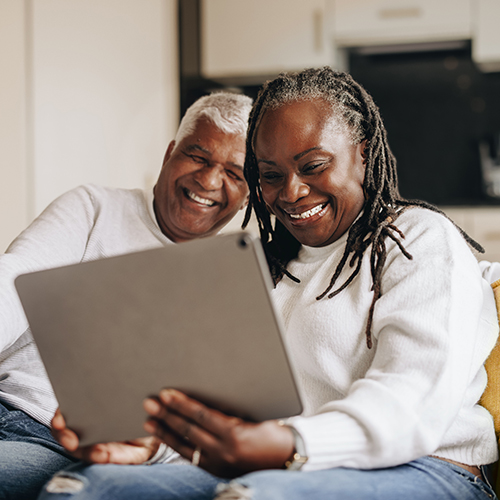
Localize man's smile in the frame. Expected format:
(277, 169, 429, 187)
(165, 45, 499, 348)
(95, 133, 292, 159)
(184, 188, 216, 207)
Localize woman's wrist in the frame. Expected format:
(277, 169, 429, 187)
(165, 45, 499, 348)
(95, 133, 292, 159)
(277, 420, 308, 471)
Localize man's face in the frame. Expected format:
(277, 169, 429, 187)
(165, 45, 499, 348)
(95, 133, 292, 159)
(153, 118, 249, 242)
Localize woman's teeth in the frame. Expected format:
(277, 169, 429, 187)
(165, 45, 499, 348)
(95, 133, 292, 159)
(289, 203, 326, 220)
(187, 190, 215, 206)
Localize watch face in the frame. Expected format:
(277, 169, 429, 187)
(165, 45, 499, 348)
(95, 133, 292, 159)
(286, 453, 308, 471)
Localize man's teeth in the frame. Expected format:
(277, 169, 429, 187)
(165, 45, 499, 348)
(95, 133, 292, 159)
(187, 190, 215, 206)
(289, 203, 326, 220)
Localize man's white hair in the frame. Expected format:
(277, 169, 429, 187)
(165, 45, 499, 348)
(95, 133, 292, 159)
(175, 92, 253, 144)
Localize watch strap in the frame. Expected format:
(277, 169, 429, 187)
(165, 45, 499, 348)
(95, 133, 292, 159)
(278, 420, 308, 471)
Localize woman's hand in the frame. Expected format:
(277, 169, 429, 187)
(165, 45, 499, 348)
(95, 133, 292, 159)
(143, 389, 295, 478)
(51, 408, 161, 464)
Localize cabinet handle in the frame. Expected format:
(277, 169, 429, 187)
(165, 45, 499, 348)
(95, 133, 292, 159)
(313, 9, 323, 53)
(378, 7, 422, 19)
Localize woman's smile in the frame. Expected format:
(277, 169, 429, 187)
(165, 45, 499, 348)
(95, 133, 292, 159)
(285, 202, 329, 221)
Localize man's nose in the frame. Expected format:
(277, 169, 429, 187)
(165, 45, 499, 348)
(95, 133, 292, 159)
(194, 165, 224, 191)
(279, 174, 310, 203)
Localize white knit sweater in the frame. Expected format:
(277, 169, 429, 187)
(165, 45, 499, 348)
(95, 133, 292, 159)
(0, 184, 172, 426)
(277, 208, 499, 471)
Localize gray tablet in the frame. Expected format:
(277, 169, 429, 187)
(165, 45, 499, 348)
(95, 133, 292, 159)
(15, 232, 302, 446)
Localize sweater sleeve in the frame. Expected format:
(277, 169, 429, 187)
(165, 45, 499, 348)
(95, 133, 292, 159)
(287, 210, 499, 471)
(0, 186, 96, 352)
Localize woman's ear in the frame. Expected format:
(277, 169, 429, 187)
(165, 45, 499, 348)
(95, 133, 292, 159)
(360, 139, 368, 166)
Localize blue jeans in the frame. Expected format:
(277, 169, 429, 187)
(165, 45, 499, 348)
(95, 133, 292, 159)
(0, 401, 77, 500)
(37, 456, 497, 500)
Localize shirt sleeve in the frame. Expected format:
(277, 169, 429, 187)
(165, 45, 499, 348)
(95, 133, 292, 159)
(479, 260, 500, 284)
(287, 211, 499, 471)
(0, 186, 96, 352)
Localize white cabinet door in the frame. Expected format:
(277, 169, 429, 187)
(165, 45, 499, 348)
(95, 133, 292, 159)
(333, 0, 472, 47)
(31, 0, 179, 216)
(201, 0, 334, 79)
(472, 0, 500, 72)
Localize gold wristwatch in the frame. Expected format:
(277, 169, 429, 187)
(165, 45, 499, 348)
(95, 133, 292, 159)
(278, 420, 309, 471)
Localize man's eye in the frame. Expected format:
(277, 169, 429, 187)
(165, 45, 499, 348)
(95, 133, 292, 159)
(226, 170, 244, 182)
(303, 162, 324, 173)
(183, 152, 208, 164)
(191, 155, 207, 164)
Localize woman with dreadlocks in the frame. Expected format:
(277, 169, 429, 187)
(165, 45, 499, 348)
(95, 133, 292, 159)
(38, 67, 499, 500)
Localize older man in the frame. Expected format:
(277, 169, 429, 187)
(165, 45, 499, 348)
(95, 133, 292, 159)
(0, 92, 252, 500)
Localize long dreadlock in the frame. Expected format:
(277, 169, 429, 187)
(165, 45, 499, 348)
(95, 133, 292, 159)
(243, 67, 483, 349)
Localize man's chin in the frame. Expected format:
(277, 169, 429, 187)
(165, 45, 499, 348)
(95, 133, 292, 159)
(174, 220, 220, 241)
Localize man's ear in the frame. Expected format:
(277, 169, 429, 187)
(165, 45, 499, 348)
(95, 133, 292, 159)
(162, 140, 176, 167)
(154, 141, 177, 197)
(240, 193, 250, 210)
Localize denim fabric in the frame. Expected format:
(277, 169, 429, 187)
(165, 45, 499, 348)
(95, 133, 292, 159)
(220, 457, 497, 500)
(37, 463, 226, 500)
(0, 401, 76, 500)
(37, 456, 497, 500)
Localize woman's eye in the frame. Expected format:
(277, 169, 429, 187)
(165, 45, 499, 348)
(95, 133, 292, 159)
(260, 172, 282, 183)
(226, 170, 244, 182)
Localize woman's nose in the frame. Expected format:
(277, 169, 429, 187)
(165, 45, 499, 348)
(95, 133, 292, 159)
(279, 174, 310, 203)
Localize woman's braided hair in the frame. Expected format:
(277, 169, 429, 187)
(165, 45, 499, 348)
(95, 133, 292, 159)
(242, 67, 483, 349)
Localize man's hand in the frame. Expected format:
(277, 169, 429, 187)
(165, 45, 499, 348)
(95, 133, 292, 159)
(143, 389, 295, 478)
(51, 408, 160, 464)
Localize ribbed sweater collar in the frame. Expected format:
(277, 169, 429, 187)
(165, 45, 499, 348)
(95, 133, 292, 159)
(298, 230, 349, 263)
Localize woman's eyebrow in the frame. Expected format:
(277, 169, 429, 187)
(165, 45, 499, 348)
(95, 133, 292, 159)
(293, 147, 322, 161)
(258, 147, 322, 166)
(257, 159, 276, 166)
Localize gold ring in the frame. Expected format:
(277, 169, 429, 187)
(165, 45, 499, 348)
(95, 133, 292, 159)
(191, 446, 201, 466)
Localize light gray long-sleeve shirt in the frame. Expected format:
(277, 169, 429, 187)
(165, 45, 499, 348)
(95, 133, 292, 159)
(0, 184, 173, 426)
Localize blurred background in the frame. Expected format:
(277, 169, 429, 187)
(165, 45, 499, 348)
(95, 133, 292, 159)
(1, 0, 500, 258)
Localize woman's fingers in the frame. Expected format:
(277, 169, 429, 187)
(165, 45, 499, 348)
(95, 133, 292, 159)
(143, 390, 295, 477)
(143, 394, 220, 456)
(143, 418, 202, 463)
(156, 389, 236, 436)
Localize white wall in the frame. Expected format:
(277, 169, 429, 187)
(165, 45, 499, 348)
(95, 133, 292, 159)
(0, 0, 179, 252)
(0, 1, 29, 252)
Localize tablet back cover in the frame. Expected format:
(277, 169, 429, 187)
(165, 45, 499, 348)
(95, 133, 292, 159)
(15, 232, 302, 446)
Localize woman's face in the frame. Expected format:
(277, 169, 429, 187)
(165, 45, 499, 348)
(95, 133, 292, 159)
(254, 99, 366, 248)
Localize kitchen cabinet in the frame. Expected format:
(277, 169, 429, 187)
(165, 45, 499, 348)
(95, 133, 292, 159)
(472, 0, 500, 72)
(332, 0, 472, 47)
(440, 207, 500, 263)
(200, 0, 334, 79)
